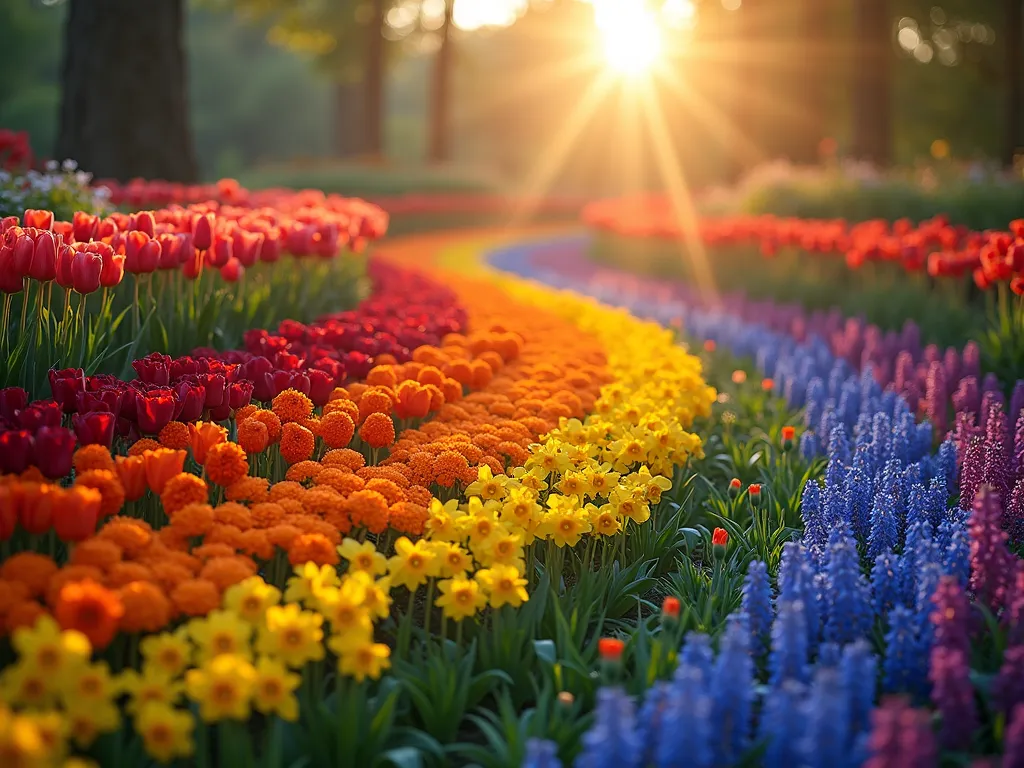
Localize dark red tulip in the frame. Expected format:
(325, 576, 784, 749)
(0, 489, 15, 541)
(132, 353, 171, 385)
(28, 231, 58, 282)
(71, 249, 102, 294)
(48, 368, 85, 413)
(192, 212, 215, 251)
(72, 211, 98, 243)
(55, 244, 75, 289)
(0, 388, 29, 423)
(228, 380, 253, 410)
(0, 245, 21, 293)
(209, 403, 232, 422)
(169, 356, 200, 378)
(15, 400, 62, 431)
(72, 410, 116, 447)
(201, 373, 226, 409)
(23, 209, 53, 231)
(173, 380, 206, 422)
(308, 369, 334, 407)
(0, 429, 34, 473)
(76, 388, 122, 418)
(135, 388, 177, 434)
(34, 426, 75, 479)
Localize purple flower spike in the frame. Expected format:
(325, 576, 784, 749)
(930, 576, 970, 655)
(969, 485, 1012, 611)
(864, 697, 937, 768)
(929, 646, 977, 751)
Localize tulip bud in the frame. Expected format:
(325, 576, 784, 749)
(0, 245, 21, 294)
(192, 212, 215, 251)
(597, 637, 625, 663)
(28, 231, 58, 282)
(781, 425, 796, 451)
(0, 387, 29, 422)
(71, 249, 102, 294)
(55, 244, 75, 289)
(23, 209, 53, 231)
(748, 483, 762, 508)
(72, 211, 98, 243)
(662, 596, 681, 621)
(12, 234, 34, 277)
(728, 477, 741, 498)
(712, 527, 729, 559)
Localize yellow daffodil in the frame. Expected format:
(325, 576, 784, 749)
(251, 657, 301, 721)
(1, 661, 56, 709)
(434, 576, 487, 621)
(185, 654, 256, 723)
(284, 562, 340, 607)
(316, 581, 373, 639)
(539, 494, 592, 547)
(256, 604, 325, 669)
(120, 668, 185, 715)
(140, 629, 192, 678)
(0, 706, 49, 766)
(188, 611, 253, 665)
(11, 616, 90, 677)
(337, 538, 388, 576)
(134, 703, 195, 764)
(432, 541, 474, 578)
(473, 530, 524, 570)
(475, 565, 529, 609)
(222, 577, 281, 625)
(335, 639, 391, 682)
(64, 699, 120, 748)
(464, 464, 509, 501)
(425, 498, 461, 541)
(388, 536, 439, 590)
(60, 661, 117, 707)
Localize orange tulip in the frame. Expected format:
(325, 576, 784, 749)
(143, 448, 186, 495)
(188, 421, 228, 465)
(115, 455, 148, 502)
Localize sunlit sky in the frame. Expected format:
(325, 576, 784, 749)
(450, 0, 697, 33)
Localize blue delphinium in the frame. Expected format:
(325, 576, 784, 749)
(523, 739, 562, 768)
(824, 529, 872, 645)
(805, 377, 826, 430)
(848, 448, 874, 540)
(882, 605, 920, 694)
(840, 640, 878, 738)
(574, 688, 641, 768)
(778, 543, 820, 651)
(871, 550, 900, 616)
(653, 664, 713, 768)
(935, 438, 958, 491)
(867, 491, 898, 561)
(799, 666, 851, 768)
(759, 680, 808, 768)
(801, 480, 828, 561)
(741, 560, 773, 655)
(711, 617, 754, 765)
(679, 631, 713, 680)
(770, 599, 809, 685)
(800, 430, 820, 461)
(940, 521, 971, 588)
(634, 682, 669, 767)
(870, 411, 893, 472)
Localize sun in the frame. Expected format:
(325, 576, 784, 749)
(593, 1, 663, 76)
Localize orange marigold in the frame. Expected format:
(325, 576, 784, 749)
(158, 421, 191, 450)
(160, 473, 209, 515)
(0, 580, 30, 622)
(199, 556, 256, 591)
(266, 524, 302, 549)
(327, 387, 350, 402)
(319, 411, 355, 449)
(248, 409, 283, 443)
(5, 601, 47, 634)
(346, 382, 368, 401)
(321, 448, 365, 471)
(389, 502, 428, 536)
(168, 502, 215, 537)
(69, 539, 123, 571)
(276, 498, 306, 518)
(205, 524, 243, 548)
(365, 365, 399, 389)
(54, 579, 124, 649)
(73, 444, 116, 474)
(358, 388, 394, 423)
(345, 489, 389, 534)
(323, 398, 359, 424)
(105, 562, 155, 589)
(363, 478, 405, 506)
(358, 413, 395, 449)
(149, 561, 193, 592)
(416, 365, 445, 387)
(288, 533, 339, 567)
(280, 423, 315, 465)
(94, 517, 154, 557)
(303, 486, 344, 517)
(250, 501, 286, 528)
(355, 466, 410, 488)
(272, 389, 313, 423)
(170, 579, 221, 617)
(214, 502, 253, 530)
(285, 461, 322, 484)
(45, 565, 104, 608)
(225, 477, 270, 505)
(74, 469, 126, 518)
(128, 438, 162, 458)
(235, 404, 258, 425)
(405, 485, 433, 507)
(0, 553, 57, 598)
(237, 529, 274, 560)
(191, 543, 237, 561)
(237, 418, 270, 455)
(204, 442, 249, 487)
(314, 468, 355, 494)
(118, 581, 172, 633)
(433, 450, 470, 488)
(268, 481, 306, 503)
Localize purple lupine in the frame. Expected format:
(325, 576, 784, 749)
(962, 340, 981, 380)
(1015, 409, 1024, 483)
(1011, 380, 1024, 442)
(942, 346, 960, 388)
(930, 576, 970, 655)
(969, 485, 1012, 612)
(863, 697, 937, 768)
(982, 400, 1011, 498)
(953, 376, 980, 422)
(1010, 478, 1024, 546)
(980, 386, 1005, 434)
(1006, 703, 1024, 768)
(924, 361, 947, 436)
(929, 646, 977, 751)
(992, 645, 1024, 718)
(959, 438, 985, 511)
(1008, 561, 1024, 647)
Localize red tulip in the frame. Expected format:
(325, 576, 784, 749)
(72, 410, 116, 447)
(192, 212, 215, 251)
(228, 380, 253, 410)
(23, 209, 53, 231)
(28, 231, 58, 282)
(133, 210, 156, 237)
(55, 243, 75, 289)
(207, 234, 232, 268)
(232, 230, 263, 267)
(72, 211, 98, 242)
(219, 258, 243, 282)
(0, 245, 21, 293)
(11, 234, 34, 277)
(0, 487, 16, 541)
(0, 429, 34, 474)
(48, 368, 86, 413)
(135, 388, 177, 434)
(0, 216, 19, 233)
(260, 231, 282, 263)
(34, 426, 76, 479)
(14, 400, 62, 431)
(96, 244, 125, 288)
(181, 249, 203, 279)
(200, 373, 226, 409)
(132, 353, 171, 385)
(307, 369, 334, 407)
(173, 380, 206, 422)
(124, 231, 160, 274)
(71, 249, 102, 294)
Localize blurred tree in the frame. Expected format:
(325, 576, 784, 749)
(57, 0, 198, 181)
(852, 0, 893, 165)
(1007, 0, 1022, 166)
(428, 0, 454, 162)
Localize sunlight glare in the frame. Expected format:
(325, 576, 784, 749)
(593, 1, 662, 76)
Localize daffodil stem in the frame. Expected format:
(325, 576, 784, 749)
(456, 620, 464, 647)
(423, 579, 434, 637)
(398, 587, 416, 658)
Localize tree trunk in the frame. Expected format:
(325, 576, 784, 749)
(428, 0, 454, 164)
(851, 0, 891, 166)
(57, 0, 197, 182)
(363, 0, 386, 160)
(799, 0, 829, 163)
(1007, 0, 1023, 168)
(334, 80, 365, 158)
